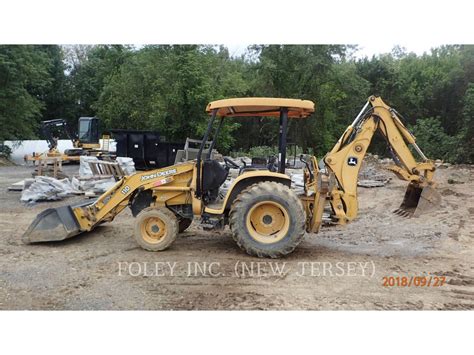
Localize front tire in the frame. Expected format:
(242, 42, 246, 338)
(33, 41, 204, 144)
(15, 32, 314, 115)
(229, 181, 306, 258)
(134, 207, 178, 251)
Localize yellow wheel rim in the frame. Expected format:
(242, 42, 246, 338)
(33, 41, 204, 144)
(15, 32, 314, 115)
(141, 217, 167, 244)
(246, 201, 290, 244)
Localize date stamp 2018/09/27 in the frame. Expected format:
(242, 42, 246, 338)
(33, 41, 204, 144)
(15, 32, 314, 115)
(382, 276, 447, 287)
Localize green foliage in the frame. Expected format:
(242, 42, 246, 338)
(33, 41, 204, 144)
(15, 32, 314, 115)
(230, 145, 305, 160)
(409, 118, 458, 162)
(97, 45, 248, 149)
(39, 45, 76, 122)
(232, 45, 371, 158)
(67, 45, 131, 124)
(0, 143, 12, 158)
(247, 146, 278, 158)
(0, 45, 52, 140)
(457, 83, 474, 163)
(230, 147, 274, 159)
(317, 61, 370, 153)
(356, 45, 472, 161)
(0, 44, 472, 164)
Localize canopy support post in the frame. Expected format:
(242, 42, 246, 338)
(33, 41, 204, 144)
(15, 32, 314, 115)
(196, 109, 216, 197)
(278, 108, 288, 174)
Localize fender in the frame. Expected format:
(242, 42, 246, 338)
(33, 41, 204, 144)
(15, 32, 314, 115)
(204, 170, 291, 215)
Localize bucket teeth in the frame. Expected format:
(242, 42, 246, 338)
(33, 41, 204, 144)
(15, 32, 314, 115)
(393, 208, 413, 217)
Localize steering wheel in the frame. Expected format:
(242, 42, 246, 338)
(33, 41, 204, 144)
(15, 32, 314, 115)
(224, 157, 240, 170)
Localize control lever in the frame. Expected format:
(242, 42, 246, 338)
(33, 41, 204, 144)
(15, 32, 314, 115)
(300, 154, 314, 180)
(239, 159, 247, 175)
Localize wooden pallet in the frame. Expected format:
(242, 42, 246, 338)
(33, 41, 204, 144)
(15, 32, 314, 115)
(88, 161, 125, 180)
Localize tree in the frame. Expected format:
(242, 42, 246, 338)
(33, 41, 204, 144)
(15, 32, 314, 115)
(39, 45, 76, 123)
(235, 45, 366, 156)
(97, 45, 248, 151)
(409, 117, 458, 162)
(0, 45, 52, 140)
(1, 44, 472, 164)
(458, 83, 474, 163)
(68, 45, 131, 118)
(356, 45, 472, 161)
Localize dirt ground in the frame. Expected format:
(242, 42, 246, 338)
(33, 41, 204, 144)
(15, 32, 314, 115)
(0, 162, 473, 310)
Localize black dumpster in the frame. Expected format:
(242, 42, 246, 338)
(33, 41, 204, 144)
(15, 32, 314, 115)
(111, 130, 184, 170)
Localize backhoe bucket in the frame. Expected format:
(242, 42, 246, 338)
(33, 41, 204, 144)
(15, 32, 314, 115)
(394, 183, 441, 217)
(22, 205, 84, 243)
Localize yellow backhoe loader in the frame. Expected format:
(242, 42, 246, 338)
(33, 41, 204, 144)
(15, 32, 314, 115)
(22, 96, 441, 258)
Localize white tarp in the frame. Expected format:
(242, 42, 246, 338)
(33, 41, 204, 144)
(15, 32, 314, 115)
(116, 157, 136, 175)
(19, 154, 135, 203)
(20, 176, 79, 202)
(4, 139, 117, 165)
(79, 156, 98, 176)
(71, 176, 116, 194)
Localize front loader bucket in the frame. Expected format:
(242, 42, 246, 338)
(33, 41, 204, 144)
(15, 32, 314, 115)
(22, 205, 84, 243)
(394, 183, 441, 217)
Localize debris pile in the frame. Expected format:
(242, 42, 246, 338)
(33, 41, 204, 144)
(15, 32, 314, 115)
(17, 156, 136, 202)
(71, 176, 116, 197)
(8, 179, 34, 191)
(434, 159, 453, 169)
(75, 156, 135, 197)
(358, 154, 391, 188)
(20, 176, 80, 202)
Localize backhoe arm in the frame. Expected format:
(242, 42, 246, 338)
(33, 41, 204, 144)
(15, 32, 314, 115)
(40, 119, 78, 151)
(322, 95, 439, 222)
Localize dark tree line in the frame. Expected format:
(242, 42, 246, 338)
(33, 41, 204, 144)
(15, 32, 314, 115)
(0, 44, 472, 162)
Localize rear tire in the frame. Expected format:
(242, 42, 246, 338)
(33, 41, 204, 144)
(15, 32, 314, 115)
(134, 207, 178, 251)
(229, 181, 306, 258)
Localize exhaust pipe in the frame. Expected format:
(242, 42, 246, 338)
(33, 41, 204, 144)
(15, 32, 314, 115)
(22, 200, 94, 243)
(394, 182, 441, 217)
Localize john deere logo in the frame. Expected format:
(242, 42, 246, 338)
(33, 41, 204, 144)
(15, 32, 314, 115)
(140, 168, 177, 181)
(347, 157, 358, 166)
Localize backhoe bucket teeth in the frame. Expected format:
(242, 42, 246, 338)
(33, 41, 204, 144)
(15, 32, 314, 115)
(22, 205, 83, 243)
(395, 183, 441, 217)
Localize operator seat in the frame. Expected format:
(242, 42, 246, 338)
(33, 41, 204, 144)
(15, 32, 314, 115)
(201, 159, 229, 193)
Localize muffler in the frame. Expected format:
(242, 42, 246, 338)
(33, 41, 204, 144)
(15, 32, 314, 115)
(394, 182, 441, 217)
(22, 200, 94, 243)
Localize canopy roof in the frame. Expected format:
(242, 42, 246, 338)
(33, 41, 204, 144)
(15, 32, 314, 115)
(206, 97, 315, 118)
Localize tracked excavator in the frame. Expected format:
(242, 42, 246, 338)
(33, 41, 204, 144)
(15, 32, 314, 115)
(24, 117, 111, 163)
(22, 96, 441, 258)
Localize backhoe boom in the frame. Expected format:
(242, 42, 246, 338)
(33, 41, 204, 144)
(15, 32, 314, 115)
(304, 95, 440, 231)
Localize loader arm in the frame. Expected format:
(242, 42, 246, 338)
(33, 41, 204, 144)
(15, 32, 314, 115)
(22, 162, 196, 243)
(322, 95, 439, 222)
